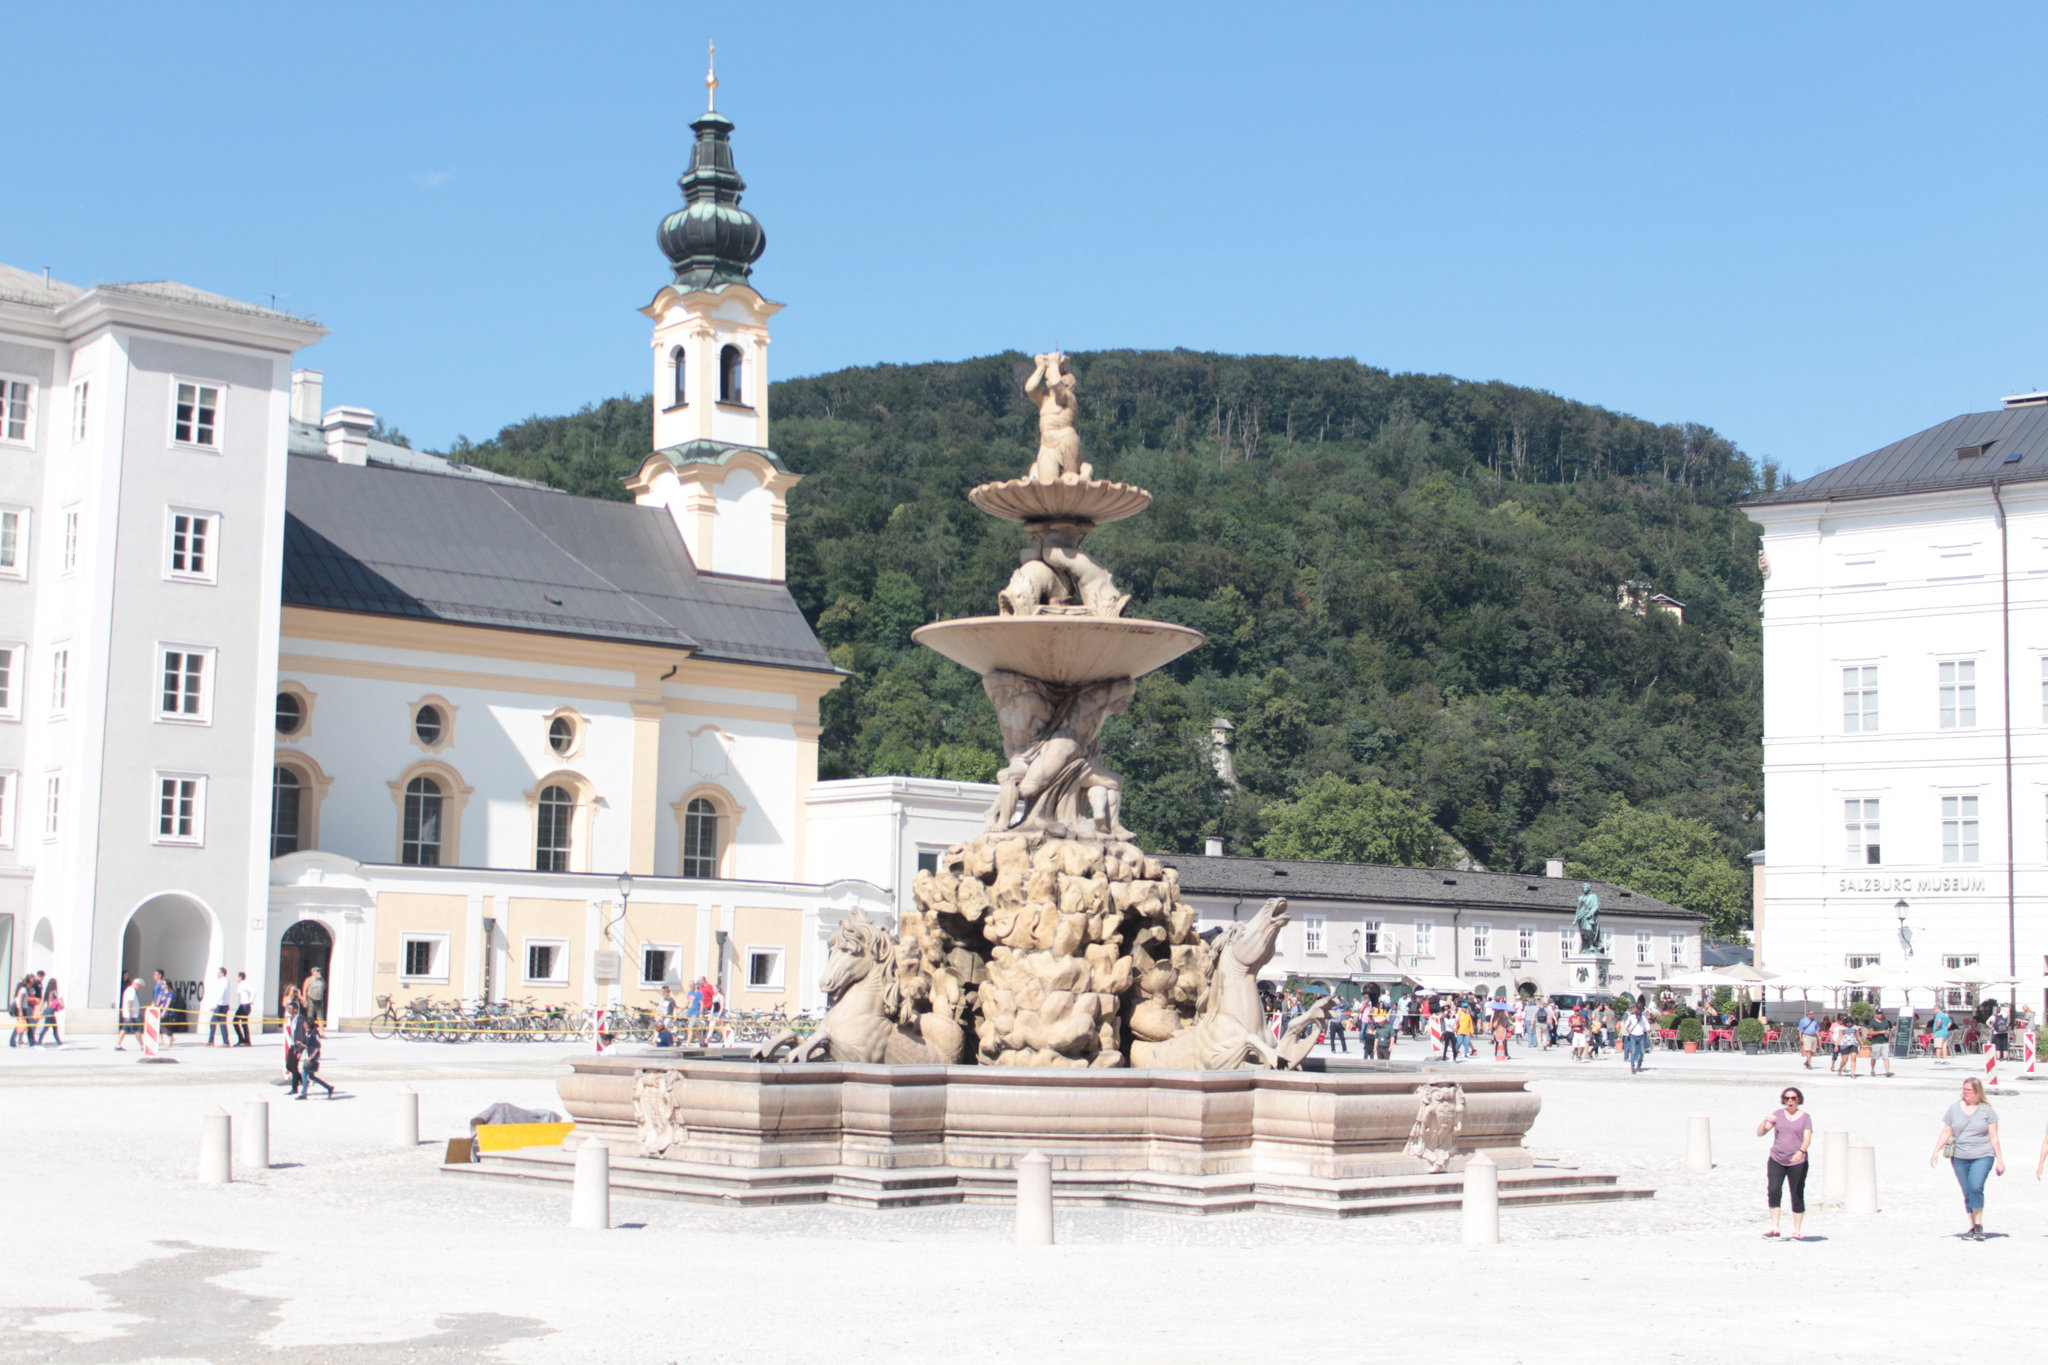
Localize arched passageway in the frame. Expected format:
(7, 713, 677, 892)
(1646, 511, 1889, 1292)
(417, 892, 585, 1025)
(278, 919, 333, 1022)
(121, 895, 218, 1034)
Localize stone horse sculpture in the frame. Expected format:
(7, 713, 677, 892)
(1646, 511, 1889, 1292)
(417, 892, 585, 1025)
(1130, 897, 1326, 1070)
(751, 911, 967, 1065)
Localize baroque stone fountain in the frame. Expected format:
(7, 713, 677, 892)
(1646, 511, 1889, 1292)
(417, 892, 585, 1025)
(501, 355, 1646, 1216)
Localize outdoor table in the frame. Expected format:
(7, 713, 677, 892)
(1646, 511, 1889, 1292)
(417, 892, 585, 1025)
(1709, 1029, 1734, 1051)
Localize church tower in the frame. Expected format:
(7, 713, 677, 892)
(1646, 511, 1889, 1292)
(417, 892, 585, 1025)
(628, 50, 799, 581)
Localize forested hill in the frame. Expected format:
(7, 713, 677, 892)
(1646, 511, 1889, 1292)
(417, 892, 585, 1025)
(453, 350, 1767, 925)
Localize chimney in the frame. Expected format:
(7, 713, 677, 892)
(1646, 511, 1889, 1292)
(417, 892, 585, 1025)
(1545, 858, 1565, 879)
(1203, 837, 1224, 858)
(2001, 391, 2048, 409)
(291, 370, 324, 425)
(321, 406, 375, 465)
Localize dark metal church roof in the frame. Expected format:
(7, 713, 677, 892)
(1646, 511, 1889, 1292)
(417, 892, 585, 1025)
(1159, 853, 1701, 922)
(1747, 403, 2048, 507)
(283, 454, 835, 671)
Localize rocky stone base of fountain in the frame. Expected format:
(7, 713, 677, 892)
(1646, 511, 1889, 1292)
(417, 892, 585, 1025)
(907, 827, 1206, 1068)
(442, 1058, 1652, 1217)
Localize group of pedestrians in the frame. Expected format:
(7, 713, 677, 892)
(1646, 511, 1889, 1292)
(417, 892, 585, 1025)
(201, 968, 256, 1047)
(651, 977, 724, 1047)
(8, 972, 62, 1048)
(1317, 1000, 1398, 1059)
(1756, 1078, 2048, 1242)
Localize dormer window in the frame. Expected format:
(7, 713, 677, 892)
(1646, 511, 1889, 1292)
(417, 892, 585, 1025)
(669, 346, 686, 408)
(719, 345, 743, 405)
(1956, 441, 1996, 460)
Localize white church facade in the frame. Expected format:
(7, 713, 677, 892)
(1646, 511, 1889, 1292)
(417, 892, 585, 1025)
(0, 92, 989, 1029)
(1747, 391, 2048, 999)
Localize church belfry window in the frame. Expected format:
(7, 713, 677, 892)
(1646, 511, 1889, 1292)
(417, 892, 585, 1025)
(719, 346, 743, 405)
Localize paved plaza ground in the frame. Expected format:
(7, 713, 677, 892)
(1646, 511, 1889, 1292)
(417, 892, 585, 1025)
(2, 1029, 2043, 1364)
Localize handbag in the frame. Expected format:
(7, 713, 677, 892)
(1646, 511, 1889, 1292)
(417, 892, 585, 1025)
(1942, 1138, 1957, 1158)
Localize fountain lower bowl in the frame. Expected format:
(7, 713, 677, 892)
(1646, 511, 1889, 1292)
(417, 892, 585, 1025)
(913, 615, 1204, 683)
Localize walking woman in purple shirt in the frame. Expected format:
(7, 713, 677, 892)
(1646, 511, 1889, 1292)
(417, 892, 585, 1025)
(1759, 1086, 1813, 1240)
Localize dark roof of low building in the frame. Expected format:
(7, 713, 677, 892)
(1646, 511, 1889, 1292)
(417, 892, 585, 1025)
(283, 454, 835, 671)
(1746, 404, 2048, 507)
(288, 419, 549, 489)
(1158, 854, 1702, 922)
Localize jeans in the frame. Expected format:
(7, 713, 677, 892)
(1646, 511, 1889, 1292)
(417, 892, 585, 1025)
(1951, 1155, 1993, 1212)
(1767, 1158, 1808, 1213)
(208, 1007, 231, 1045)
(1623, 1035, 1646, 1070)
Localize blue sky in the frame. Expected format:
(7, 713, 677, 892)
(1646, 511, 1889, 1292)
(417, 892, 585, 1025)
(7, 4, 2046, 479)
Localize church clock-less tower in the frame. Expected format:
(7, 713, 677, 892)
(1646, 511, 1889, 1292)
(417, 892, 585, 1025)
(628, 54, 800, 582)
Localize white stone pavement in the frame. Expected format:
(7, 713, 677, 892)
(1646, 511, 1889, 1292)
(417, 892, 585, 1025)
(2, 1030, 2044, 1364)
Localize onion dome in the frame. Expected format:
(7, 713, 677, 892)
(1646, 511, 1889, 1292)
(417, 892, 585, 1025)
(657, 77, 767, 291)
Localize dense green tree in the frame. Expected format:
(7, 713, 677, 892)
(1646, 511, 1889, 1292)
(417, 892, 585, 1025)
(452, 348, 1766, 926)
(1566, 796, 1752, 938)
(1257, 774, 1449, 866)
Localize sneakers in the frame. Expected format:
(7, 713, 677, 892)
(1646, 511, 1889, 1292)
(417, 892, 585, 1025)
(1971, 1226, 1985, 1241)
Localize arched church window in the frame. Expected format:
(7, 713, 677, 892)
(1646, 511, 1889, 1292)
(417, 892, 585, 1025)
(402, 776, 443, 866)
(271, 767, 302, 858)
(681, 797, 719, 879)
(719, 345, 743, 405)
(670, 345, 686, 407)
(535, 784, 574, 872)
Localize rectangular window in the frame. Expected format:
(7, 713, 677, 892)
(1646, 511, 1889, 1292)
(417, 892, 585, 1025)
(746, 946, 785, 991)
(1517, 925, 1536, 959)
(1413, 922, 1435, 957)
(48, 646, 68, 716)
(43, 773, 60, 839)
(70, 381, 87, 443)
(1938, 660, 1977, 728)
(61, 507, 78, 574)
(1842, 665, 1878, 732)
(524, 939, 568, 985)
(1471, 922, 1491, 960)
(0, 377, 32, 445)
(0, 507, 27, 578)
(166, 511, 216, 581)
(172, 381, 220, 447)
(640, 945, 679, 988)
(2042, 656, 2048, 725)
(1943, 954, 1980, 1011)
(1843, 798, 1880, 865)
(1637, 930, 1652, 965)
(1303, 916, 1326, 954)
(0, 770, 13, 848)
(1942, 795, 1980, 864)
(1845, 953, 1884, 1006)
(1361, 920, 1383, 955)
(915, 849, 940, 876)
(154, 773, 205, 844)
(0, 644, 18, 720)
(157, 646, 213, 722)
(401, 934, 448, 982)
(1670, 932, 1685, 964)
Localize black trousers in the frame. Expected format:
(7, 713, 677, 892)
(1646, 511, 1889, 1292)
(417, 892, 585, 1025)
(1767, 1158, 1808, 1213)
(232, 1005, 251, 1046)
(1329, 1024, 1347, 1052)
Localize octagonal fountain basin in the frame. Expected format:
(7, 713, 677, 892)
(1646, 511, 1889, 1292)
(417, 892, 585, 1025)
(913, 615, 1204, 684)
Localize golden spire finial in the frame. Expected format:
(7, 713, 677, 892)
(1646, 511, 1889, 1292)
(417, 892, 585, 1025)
(705, 41, 718, 112)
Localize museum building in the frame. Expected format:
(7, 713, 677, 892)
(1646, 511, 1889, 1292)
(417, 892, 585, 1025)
(1746, 392, 2048, 997)
(0, 95, 980, 1027)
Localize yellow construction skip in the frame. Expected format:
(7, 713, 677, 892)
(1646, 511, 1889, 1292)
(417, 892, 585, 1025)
(473, 1122, 576, 1153)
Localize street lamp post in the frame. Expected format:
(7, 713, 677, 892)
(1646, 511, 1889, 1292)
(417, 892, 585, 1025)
(1894, 898, 1912, 960)
(612, 872, 634, 1015)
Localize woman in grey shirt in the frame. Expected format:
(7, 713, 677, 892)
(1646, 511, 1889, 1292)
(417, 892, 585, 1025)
(1930, 1078, 2005, 1240)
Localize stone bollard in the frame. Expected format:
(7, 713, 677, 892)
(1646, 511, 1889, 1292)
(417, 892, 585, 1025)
(1822, 1129, 1850, 1204)
(1461, 1151, 1500, 1245)
(1014, 1150, 1054, 1245)
(1846, 1140, 1879, 1214)
(570, 1140, 611, 1230)
(1686, 1113, 1712, 1172)
(198, 1108, 233, 1185)
(238, 1098, 270, 1172)
(395, 1088, 420, 1149)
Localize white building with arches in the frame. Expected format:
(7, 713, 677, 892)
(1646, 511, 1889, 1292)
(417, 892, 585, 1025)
(0, 92, 988, 1029)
